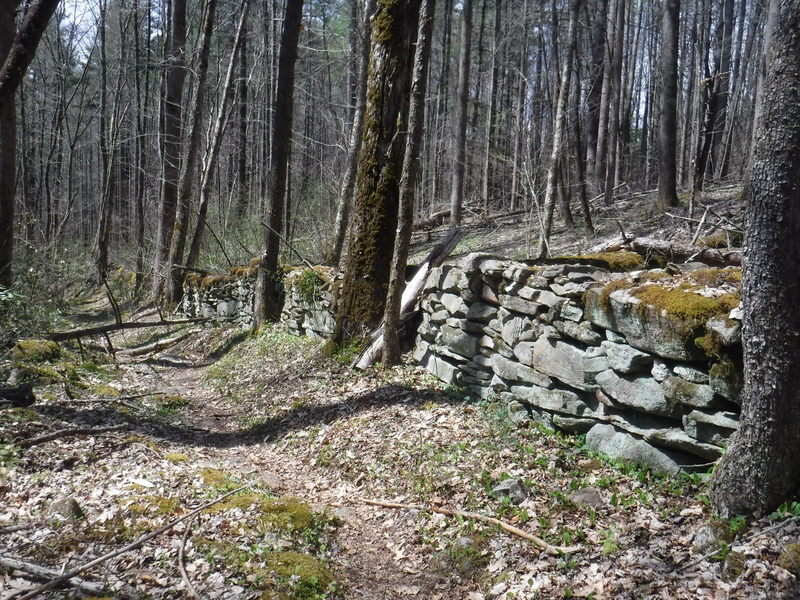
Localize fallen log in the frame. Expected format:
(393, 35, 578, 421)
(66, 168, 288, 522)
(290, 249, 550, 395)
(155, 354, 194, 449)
(18, 424, 129, 447)
(626, 237, 741, 267)
(354, 227, 465, 369)
(47, 318, 209, 342)
(412, 209, 450, 231)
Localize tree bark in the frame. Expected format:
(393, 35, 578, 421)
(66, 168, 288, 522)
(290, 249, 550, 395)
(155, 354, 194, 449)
(656, 0, 680, 210)
(536, 0, 580, 259)
(382, 0, 435, 366)
(152, 0, 187, 297)
(327, 0, 374, 267)
(253, 0, 304, 327)
(331, 0, 422, 345)
(0, 0, 61, 288)
(448, 0, 472, 226)
(711, 0, 800, 518)
(164, 0, 218, 304)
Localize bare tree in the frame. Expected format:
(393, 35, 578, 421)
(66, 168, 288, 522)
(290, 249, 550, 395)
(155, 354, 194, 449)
(253, 0, 304, 327)
(656, 0, 680, 210)
(448, 0, 472, 226)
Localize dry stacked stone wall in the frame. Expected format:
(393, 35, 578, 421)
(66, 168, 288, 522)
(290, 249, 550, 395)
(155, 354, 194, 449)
(179, 266, 337, 339)
(180, 255, 744, 474)
(414, 253, 743, 474)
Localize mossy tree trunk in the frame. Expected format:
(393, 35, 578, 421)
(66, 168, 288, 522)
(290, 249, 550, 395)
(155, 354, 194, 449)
(332, 0, 422, 345)
(253, 0, 304, 328)
(382, 0, 435, 366)
(711, 0, 800, 519)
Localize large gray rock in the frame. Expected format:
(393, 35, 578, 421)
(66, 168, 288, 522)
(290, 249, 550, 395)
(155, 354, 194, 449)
(511, 385, 599, 418)
(672, 365, 709, 384)
(439, 325, 479, 359)
(491, 478, 528, 504)
(595, 369, 679, 418)
(529, 336, 595, 391)
(466, 302, 496, 322)
(661, 376, 719, 408)
(419, 352, 462, 385)
(491, 354, 552, 387)
(683, 409, 739, 446)
(601, 341, 653, 374)
(501, 316, 533, 347)
(440, 293, 470, 317)
(706, 317, 741, 347)
(552, 414, 597, 433)
(554, 320, 603, 345)
(709, 360, 742, 403)
(440, 266, 471, 292)
(498, 295, 543, 316)
(585, 287, 706, 361)
(585, 424, 683, 475)
(507, 400, 531, 425)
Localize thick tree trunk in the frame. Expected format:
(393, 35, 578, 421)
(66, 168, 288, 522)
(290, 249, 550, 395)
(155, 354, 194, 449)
(0, 0, 61, 287)
(448, 0, 472, 226)
(253, 0, 303, 327)
(656, 0, 679, 210)
(152, 0, 187, 298)
(481, 0, 500, 214)
(0, 0, 17, 289)
(601, 0, 625, 206)
(711, 0, 800, 518)
(331, 0, 422, 345)
(382, 0, 435, 366)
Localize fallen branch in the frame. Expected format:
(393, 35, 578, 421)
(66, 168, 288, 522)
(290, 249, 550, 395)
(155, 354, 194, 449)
(0, 522, 37, 535)
(626, 237, 741, 267)
(10, 483, 254, 600)
(360, 498, 580, 554)
(0, 556, 106, 595)
(19, 424, 129, 448)
(178, 514, 199, 599)
(48, 318, 209, 342)
(118, 330, 197, 357)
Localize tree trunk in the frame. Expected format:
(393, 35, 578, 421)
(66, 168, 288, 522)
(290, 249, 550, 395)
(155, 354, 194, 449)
(185, 0, 250, 273)
(448, 0, 472, 226)
(656, 0, 680, 210)
(711, 0, 800, 519)
(331, 0, 422, 345)
(601, 0, 625, 206)
(536, 0, 580, 258)
(252, 0, 304, 327)
(164, 0, 217, 304)
(0, 0, 61, 288)
(326, 0, 374, 267)
(152, 0, 187, 297)
(481, 0, 500, 214)
(382, 0, 435, 366)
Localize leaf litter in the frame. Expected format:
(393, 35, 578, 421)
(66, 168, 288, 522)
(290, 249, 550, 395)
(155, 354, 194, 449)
(0, 321, 798, 599)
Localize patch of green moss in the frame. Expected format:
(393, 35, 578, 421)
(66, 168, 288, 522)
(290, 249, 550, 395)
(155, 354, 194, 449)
(200, 468, 236, 488)
(686, 267, 742, 288)
(266, 551, 335, 596)
(553, 251, 646, 272)
(633, 286, 739, 324)
(293, 269, 325, 302)
(12, 339, 61, 362)
(164, 452, 189, 463)
(0, 407, 38, 423)
(778, 543, 800, 575)
(722, 550, 746, 581)
(205, 493, 314, 532)
(709, 357, 735, 380)
(91, 384, 120, 397)
(126, 495, 181, 516)
(595, 278, 632, 308)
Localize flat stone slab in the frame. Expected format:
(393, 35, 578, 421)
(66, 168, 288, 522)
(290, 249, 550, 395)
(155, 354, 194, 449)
(595, 369, 679, 418)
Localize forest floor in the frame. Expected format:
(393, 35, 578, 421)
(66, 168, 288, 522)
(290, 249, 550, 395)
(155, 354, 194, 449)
(2, 184, 797, 599)
(2, 304, 800, 599)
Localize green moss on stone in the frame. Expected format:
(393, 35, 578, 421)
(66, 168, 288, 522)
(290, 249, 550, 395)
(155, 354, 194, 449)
(12, 339, 61, 362)
(554, 251, 646, 272)
(633, 287, 739, 324)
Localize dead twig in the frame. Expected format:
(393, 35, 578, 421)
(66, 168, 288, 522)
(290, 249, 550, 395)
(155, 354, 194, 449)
(18, 424, 129, 448)
(360, 498, 580, 554)
(178, 514, 199, 599)
(0, 523, 38, 535)
(0, 556, 106, 595)
(10, 483, 254, 600)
